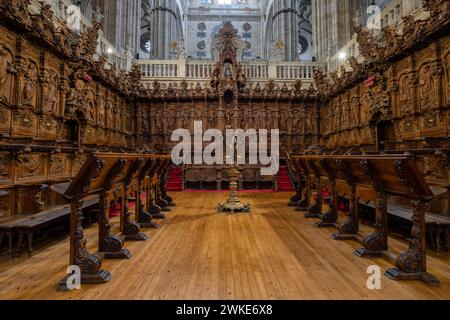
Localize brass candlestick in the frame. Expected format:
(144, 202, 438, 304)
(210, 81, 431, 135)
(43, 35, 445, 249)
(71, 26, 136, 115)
(218, 140, 251, 214)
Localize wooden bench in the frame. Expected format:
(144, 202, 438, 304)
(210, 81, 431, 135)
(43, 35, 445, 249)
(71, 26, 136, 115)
(287, 153, 442, 286)
(359, 201, 450, 252)
(0, 196, 98, 258)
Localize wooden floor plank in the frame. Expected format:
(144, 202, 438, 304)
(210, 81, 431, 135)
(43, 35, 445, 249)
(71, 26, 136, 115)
(0, 192, 449, 300)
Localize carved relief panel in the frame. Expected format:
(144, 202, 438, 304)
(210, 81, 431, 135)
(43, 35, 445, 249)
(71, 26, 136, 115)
(349, 85, 361, 128)
(416, 42, 442, 111)
(17, 153, 46, 182)
(11, 108, 37, 137)
(0, 46, 16, 106)
(341, 94, 351, 131)
(0, 152, 12, 184)
(0, 189, 11, 219)
(0, 105, 11, 135)
(441, 36, 450, 107)
(42, 68, 59, 114)
(96, 86, 106, 127)
(49, 153, 70, 178)
(396, 57, 417, 116)
(84, 87, 96, 124)
(38, 115, 57, 140)
(19, 57, 39, 109)
(0, 26, 16, 107)
(72, 153, 88, 177)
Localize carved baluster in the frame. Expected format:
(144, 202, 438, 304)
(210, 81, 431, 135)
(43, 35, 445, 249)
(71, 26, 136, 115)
(355, 159, 388, 257)
(295, 175, 309, 211)
(316, 180, 338, 228)
(316, 160, 338, 227)
(58, 159, 110, 291)
(98, 159, 131, 259)
(160, 162, 175, 206)
(136, 159, 158, 228)
(385, 160, 440, 286)
(122, 159, 148, 241)
(149, 182, 166, 219)
(305, 160, 322, 218)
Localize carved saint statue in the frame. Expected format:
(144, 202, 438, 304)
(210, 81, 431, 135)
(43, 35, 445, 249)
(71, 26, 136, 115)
(0, 46, 15, 103)
(306, 110, 314, 132)
(419, 64, 440, 109)
(43, 70, 58, 114)
(22, 61, 37, 107)
(399, 74, 414, 114)
(279, 111, 287, 132)
(207, 108, 216, 129)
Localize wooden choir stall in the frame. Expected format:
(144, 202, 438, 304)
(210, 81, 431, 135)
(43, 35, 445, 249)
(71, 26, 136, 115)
(287, 152, 447, 286)
(56, 152, 173, 291)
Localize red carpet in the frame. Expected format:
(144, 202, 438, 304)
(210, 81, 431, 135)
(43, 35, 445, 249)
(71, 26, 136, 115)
(277, 166, 294, 191)
(109, 202, 121, 218)
(167, 166, 183, 191)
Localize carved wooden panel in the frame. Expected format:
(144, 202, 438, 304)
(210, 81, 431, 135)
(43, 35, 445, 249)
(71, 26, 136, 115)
(18, 54, 39, 110)
(421, 109, 445, 136)
(416, 42, 441, 111)
(73, 154, 88, 177)
(0, 152, 12, 184)
(0, 43, 16, 107)
(17, 153, 46, 182)
(0, 105, 11, 135)
(38, 115, 57, 140)
(396, 56, 416, 116)
(49, 153, 70, 178)
(0, 189, 11, 219)
(441, 36, 450, 108)
(96, 86, 106, 127)
(11, 108, 37, 137)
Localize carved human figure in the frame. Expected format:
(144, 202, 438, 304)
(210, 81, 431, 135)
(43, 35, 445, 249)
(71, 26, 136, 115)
(342, 100, 350, 129)
(306, 110, 314, 132)
(43, 70, 58, 114)
(279, 111, 287, 132)
(97, 97, 105, 126)
(298, 110, 305, 134)
(22, 61, 37, 107)
(399, 73, 415, 114)
(114, 108, 122, 130)
(106, 106, 113, 129)
(0, 46, 15, 103)
(174, 109, 183, 129)
(207, 108, 216, 129)
(419, 64, 440, 109)
(285, 111, 293, 134)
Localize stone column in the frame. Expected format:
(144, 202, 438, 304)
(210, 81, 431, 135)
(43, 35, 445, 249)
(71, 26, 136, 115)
(272, 0, 299, 61)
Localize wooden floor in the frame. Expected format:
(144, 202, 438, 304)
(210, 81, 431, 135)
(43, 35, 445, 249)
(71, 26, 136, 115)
(0, 192, 449, 300)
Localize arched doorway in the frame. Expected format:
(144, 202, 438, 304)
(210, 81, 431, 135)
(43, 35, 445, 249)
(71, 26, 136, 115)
(376, 120, 396, 151)
(370, 112, 396, 151)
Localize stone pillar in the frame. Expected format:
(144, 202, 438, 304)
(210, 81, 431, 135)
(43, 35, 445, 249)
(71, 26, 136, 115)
(272, 0, 299, 61)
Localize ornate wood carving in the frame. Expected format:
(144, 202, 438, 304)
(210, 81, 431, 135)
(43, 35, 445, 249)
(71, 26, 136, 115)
(122, 158, 148, 241)
(99, 158, 131, 259)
